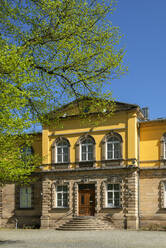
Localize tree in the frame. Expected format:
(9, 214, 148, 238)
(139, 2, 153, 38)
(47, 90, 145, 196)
(0, 0, 126, 183)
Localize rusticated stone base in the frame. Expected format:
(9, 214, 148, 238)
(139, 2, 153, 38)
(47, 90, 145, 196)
(95, 212, 125, 229)
(0, 168, 143, 230)
(0, 216, 41, 229)
(39, 168, 139, 229)
(126, 217, 139, 230)
(40, 215, 50, 229)
(139, 169, 166, 230)
(140, 218, 166, 230)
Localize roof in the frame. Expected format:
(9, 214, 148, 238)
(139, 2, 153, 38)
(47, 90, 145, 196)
(113, 100, 139, 111)
(47, 97, 142, 120)
(139, 118, 166, 126)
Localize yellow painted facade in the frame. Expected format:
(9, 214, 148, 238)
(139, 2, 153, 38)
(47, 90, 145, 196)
(39, 101, 166, 170)
(33, 134, 42, 156)
(140, 120, 166, 167)
(41, 108, 142, 169)
(30, 99, 166, 180)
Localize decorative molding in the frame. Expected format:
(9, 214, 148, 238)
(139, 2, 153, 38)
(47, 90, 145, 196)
(48, 128, 127, 137)
(140, 160, 164, 163)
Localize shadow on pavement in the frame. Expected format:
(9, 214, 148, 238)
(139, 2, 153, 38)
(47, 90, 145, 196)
(0, 240, 24, 245)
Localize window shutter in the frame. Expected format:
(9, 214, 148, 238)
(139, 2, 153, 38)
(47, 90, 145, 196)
(93, 143, 96, 161)
(75, 143, 80, 162)
(31, 185, 34, 209)
(27, 187, 32, 208)
(52, 145, 56, 164)
(20, 188, 26, 208)
(120, 141, 123, 159)
(101, 140, 106, 160)
(15, 186, 20, 209)
(68, 146, 70, 163)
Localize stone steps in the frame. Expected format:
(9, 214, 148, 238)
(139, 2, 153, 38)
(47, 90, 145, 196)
(56, 216, 114, 231)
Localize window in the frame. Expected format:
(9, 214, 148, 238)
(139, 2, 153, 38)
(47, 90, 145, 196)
(56, 185, 68, 207)
(106, 184, 120, 208)
(162, 181, 166, 208)
(20, 187, 32, 208)
(160, 181, 166, 209)
(20, 146, 34, 162)
(160, 134, 166, 165)
(106, 136, 121, 159)
(164, 136, 166, 159)
(56, 140, 69, 163)
(164, 182, 166, 208)
(81, 138, 94, 161)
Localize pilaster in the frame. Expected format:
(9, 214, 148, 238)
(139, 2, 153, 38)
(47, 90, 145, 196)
(40, 177, 51, 228)
(95, 180, 102, 213)
(126, 170, 139, 229)
(42, 129, 49, 165)
(73, 182, 78, 216)
(127, 112, 138, 165)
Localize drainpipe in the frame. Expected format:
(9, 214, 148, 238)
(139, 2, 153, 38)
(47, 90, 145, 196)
(136, 122, 140, 230)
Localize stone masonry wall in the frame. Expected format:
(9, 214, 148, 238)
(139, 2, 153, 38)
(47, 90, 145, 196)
(0, 180, 42, 228)
(139, 169, 166, 229)
(0, 168, 141, 229)
(40, 169, 138, 229)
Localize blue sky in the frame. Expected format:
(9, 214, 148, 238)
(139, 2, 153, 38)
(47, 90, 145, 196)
(109, 0, 166, 120)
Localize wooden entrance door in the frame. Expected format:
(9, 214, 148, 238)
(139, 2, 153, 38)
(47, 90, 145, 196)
(79, 188, 95, 216)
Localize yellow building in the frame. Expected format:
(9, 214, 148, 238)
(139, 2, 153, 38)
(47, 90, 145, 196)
(1, 99, 166, 230)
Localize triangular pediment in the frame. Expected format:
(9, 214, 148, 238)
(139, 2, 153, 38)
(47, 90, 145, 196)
(47, 97, 142, 121)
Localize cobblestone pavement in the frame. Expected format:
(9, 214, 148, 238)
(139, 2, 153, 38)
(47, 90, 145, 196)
(0, 229, 166, 248)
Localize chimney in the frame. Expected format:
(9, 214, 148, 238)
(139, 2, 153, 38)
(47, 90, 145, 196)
(142, 107, 149, 120)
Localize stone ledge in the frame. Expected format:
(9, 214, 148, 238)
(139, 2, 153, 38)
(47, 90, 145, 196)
(36, 166, 137, 174)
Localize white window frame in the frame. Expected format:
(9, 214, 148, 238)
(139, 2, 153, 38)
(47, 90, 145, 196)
(164, 182, 166, 208)
(56, 140, 69, 163)
(164, 137, 166, 160)
(106, 183, 120, 208)
(80, 138, 93, 162)
(106, 137, 121, 160)
(56, 185, 68, 208)
(20, 187, 32, 208)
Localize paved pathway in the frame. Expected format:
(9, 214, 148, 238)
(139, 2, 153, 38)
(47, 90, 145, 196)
(0, 229, 166, 248)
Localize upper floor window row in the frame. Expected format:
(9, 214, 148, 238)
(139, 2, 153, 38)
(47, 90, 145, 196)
(52, 133, 123, 164)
